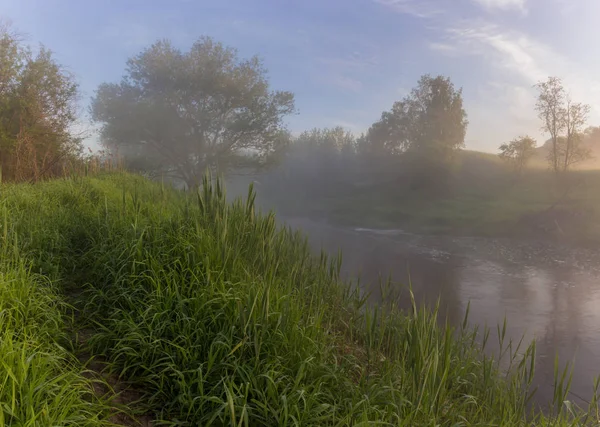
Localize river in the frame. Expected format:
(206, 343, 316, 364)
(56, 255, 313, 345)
(282, 216, 600, 409)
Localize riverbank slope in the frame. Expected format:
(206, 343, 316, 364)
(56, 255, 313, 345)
(1, 172, 599, 425)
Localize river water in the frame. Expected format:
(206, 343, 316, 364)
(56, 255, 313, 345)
(282, 217, 600, 408)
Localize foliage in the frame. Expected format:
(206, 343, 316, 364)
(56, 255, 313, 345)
(259, 126, 366, 200)
(291, 127, 357, 178)
(535, 77, 592, 174)
(295, 126, 356, 153)
(91, 37, 296, 188)
(363, 75, 468, 160)
(583, 126, 600, 146)
(359, 75, 468, 190)
(0, 23, 81, 182)
(499, 135, 537, 175)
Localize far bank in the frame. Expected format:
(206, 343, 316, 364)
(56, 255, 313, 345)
(225, 151, 600, 247)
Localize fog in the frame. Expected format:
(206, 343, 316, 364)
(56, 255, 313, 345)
(4, 3, 600, 417)
(91, 26, 600, 408)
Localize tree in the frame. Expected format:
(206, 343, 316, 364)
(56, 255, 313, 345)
(583, 126, 600, 146)
(279, 127, 356, 189)
(534, 77, 564, 173)
(362, 75, 468, 189)
(364, 75, 468, 161)
(563, 98, 591, 170)
(0, 23, 81, 182)
(91, 37, 295, 188)
(534, 77, 591, 173)
(498, 135, 537, 175)
(295, 127, 355, 155)
(362, 101, 411, 156)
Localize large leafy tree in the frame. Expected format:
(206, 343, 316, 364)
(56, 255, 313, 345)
(0, 24, 80, 182)
(362, 75, 468, 190)
(91, 37, 295, 188)
(364, 75, 468, 162)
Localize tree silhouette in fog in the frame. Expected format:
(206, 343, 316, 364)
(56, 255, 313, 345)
(361, 75, 468, 190)
(91, 37, 295, 188)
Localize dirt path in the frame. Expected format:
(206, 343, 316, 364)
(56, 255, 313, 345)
(66, 284, 154, 426)
(74, 329, 154, 426)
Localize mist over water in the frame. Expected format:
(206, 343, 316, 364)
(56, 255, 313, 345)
(215, 164, 600, 406)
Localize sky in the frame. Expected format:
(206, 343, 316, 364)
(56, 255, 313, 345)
(2, 0, 600, 152)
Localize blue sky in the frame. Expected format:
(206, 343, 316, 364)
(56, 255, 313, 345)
(2, 0, 600, 152)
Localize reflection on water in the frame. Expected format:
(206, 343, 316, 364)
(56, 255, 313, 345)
(284, 217, 600, 408)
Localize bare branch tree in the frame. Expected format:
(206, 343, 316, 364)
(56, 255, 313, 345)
(535, 77, 565, 174)
(534, 76, 592, 174)
(563, 98, 591, 171)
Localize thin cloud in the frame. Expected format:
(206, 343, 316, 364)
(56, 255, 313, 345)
(374, 0, 600, 150)
(318, 54, 379, 70)
(372, 0, 445, 18)
(444, 22, 600, 109)
(433, 21, 600, 148)
(428, 42, 460, 56)
(466, 82, 539, 151)
(310, 70, 364, 93)
(471, 0, 527, 12)
(479, 82, 538, 126)
(397, 86, 409, 96)
(314, 52, 376, 94)
(446, 23, 547, 82)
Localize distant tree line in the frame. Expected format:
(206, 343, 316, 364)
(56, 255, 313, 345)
(91, 36, 469, 191)
(5, 22, 599, 190)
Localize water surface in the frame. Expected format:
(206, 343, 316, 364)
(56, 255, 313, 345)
(284, 217, 600, 408)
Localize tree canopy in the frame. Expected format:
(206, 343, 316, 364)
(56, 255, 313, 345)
(358, 75, 468, 190)
(91, 37, 296, 188)
(0, 24, 80, 182)
(363, 75, 468, 162)
(498, 135, 537, 175)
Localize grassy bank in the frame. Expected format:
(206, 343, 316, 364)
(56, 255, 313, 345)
(1, 172, 599, 425)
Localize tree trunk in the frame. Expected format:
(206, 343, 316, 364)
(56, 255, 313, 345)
(564, 132, 571, 173)
(552, 135, 558, 174)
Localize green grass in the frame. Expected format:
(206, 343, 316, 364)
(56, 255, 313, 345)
(0, 243, 110, 424)
(1, 172, 600, 425)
